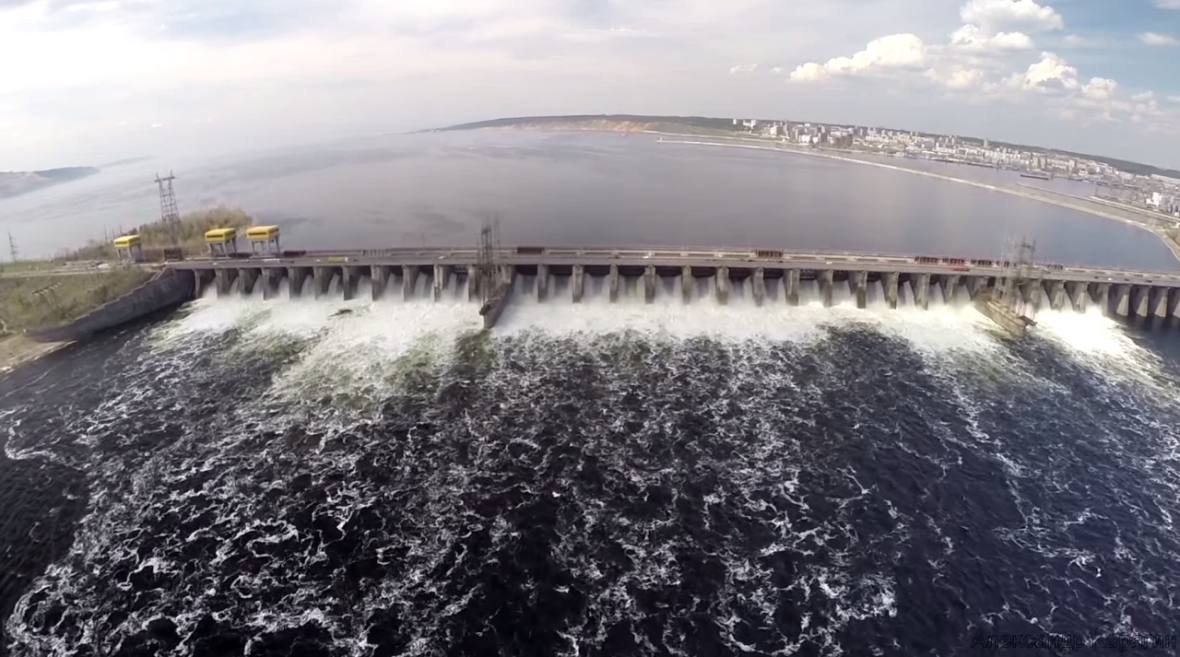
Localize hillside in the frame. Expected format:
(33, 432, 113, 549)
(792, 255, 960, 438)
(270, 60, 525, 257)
(0, 167, 99, 200)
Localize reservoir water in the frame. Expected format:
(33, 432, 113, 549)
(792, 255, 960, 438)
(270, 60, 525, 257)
(3, 132, 1180, 656)
(1, 131, 1177, 271)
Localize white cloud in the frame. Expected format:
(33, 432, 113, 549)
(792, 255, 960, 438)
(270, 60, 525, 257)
(1139, 32, 1179, 46)
(1154, 0, 1180, 9)
(1081, 77, 1118, 101)
(1005, 51, 1078, 91)
(949, 24, 1034, 51)
(959, 0, 1064, 34)
(1132, 91, 1156, 102)
(1170, 95, 1180, 103)
(789, 34, 928, 81)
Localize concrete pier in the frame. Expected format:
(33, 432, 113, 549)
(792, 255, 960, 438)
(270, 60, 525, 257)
(371, 265, 391, 301)
(1134, 286, 1151, 318)
(1067, 281, 1087, 313)
(402, 265, 419, 301)
(820, 270, 834, 308)
(466, 265, 480, 302)
(885, 272, 899, 309)
(261, 268, 283, 300)
(1049, 280, 1066, 311)
(1095, 284, 1111, 316)
(717, 266, 730, 305)
(753, 268, 766, 307)
(786, 269, 800, 306)
(434, 264, 451, 302)
(313, 267, 333, 299)
(609, 264, 620, 303)
(238, 268, 259, 296)
(215, 268, 238, 297)
(535, 264, 548, 302)
(945, 275, 960, 304)
(342, 266, 363, 301)
(1169, 289, 1180, 320)
(572, 264, 584, 303)
(682, 266, 693, 304)
(853, 271, 867, 309)
(1115, 284, 1131, 317)
(915, 273, 930, 310)
(645, 265, 656, 304)
(1153, 287, 1170, 319)
(287, 267, 309, 298)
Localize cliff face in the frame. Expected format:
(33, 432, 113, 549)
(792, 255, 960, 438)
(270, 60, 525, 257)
(0, 167, 99, 200)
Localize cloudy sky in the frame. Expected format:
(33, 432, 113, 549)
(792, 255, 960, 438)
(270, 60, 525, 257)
(1, 0, 1178, 171)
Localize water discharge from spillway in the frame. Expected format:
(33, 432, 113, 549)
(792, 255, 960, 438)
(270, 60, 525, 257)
(5, 277, 1180, 656)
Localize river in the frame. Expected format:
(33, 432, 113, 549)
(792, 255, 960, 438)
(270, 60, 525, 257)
(1, 131, 1176, 271)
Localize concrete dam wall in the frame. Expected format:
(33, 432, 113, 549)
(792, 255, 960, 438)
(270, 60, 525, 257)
(192, 262, 1180, 322)
(28, 269, 195, 343)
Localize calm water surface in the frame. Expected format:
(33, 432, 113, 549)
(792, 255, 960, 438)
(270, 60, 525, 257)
(1, 131, 1176, 270)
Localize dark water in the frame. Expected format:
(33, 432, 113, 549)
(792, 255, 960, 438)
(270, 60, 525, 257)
(2, 131, 1177, 271)
(3, 289, 1180, 656)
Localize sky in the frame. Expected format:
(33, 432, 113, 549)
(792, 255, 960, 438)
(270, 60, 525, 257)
(0, 0, 1178, 171)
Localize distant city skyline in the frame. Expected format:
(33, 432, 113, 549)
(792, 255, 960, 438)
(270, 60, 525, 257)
(1, 0, 1178, 172)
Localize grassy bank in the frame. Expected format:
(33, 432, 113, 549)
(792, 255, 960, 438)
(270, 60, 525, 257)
(0, 267, 155, 334)
(66, 206, 253, 261)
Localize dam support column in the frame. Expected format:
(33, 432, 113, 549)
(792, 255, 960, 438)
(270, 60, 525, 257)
(885, 272, 899, 309)
(1153, 287, 1170, 319)
(434, 264, 451, 302)
(1049, 281, 1066, 312)
(535, 264, 548, 302)
(342, 267, 363, 301)
(195, 270, 215, 298)
(1169, 288, 1180, 319)
(753, 268, 766, 307)
(717, 267, 730, 305)
(287, 267, 309, 298)
(261, 268, 284, 300)
(572, 264, 584, 303)
(215, 268, 238, 297)
(1134, 286, 1151, 318)
(820, 270, 834, 308)
(237, 268, 259, 296)
(313, 267, 333, 299)
(786, 269, 800, 307)
(853, 271, 868, 309)
(609, 264, 620, 303)
(466, 265, 480, 302)
(945, 275, 961, 304)
(915, 273, 930, 310)
(645, 265, 656, 304)
(1115, 284, 1131, 317)
(682, 266, 693, 304)
(1067, 281, 1088, 313)
(1095, 284, 1111, 316)
(402, 265, 420, 301)
(371, 265, 390, 301)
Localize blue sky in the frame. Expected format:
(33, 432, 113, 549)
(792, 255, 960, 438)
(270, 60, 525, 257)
(0, 0, 1178, 171)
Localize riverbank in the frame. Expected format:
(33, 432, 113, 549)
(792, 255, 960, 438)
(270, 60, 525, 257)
(650, 135, 1180, 265)
(0, 336, 68, 376)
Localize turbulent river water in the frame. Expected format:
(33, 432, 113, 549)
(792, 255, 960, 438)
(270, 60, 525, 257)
(3, 277, 1180, 656)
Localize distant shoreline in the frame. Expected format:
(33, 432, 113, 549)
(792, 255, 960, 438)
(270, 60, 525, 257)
(450, 123, 1180, 264)
(643, 135, 1180, 263)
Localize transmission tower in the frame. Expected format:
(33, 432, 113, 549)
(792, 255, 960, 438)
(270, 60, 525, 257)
(476, 214, 502, 305)
(155, 171, 182, 245)
(7, 231, 17, 263)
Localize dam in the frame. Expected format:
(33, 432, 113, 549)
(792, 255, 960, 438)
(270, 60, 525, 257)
(168, 246, 1180, 329)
